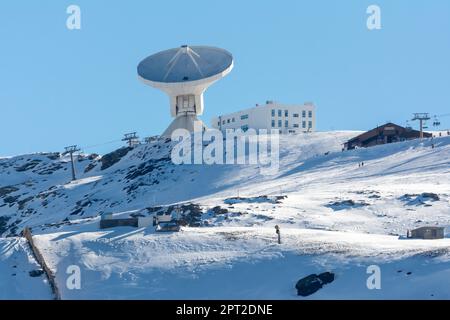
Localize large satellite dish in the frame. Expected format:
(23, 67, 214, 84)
(138, 45, 234, 137)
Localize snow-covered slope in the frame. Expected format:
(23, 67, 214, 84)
(0, 238, 53, 299)
(1, 131, 450, 299)
(0, 131, 358, 236)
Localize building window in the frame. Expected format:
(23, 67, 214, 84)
(285, 110, 289, 117)
(271, 109, 275, 117)
(302, 121, 306, 128)
(285, 120, 288, 128)
(241, 114, 249, 120)
(293, 113, 299, 118)
(308, 111, 313, 118)
(227, 119, 230, 123)
(308, 121, 312, 129)
(278, 110, 282, 117)
(278, 120, 282, 127)
(271, 120, 275, 128)
(302, 110, 306, 118)
(222, 120, 226, 125)
(293, 124, 299, 128)
(218, 122, 220, 126)
(232, 117, 235, 122)
(241, 125, 249, 132)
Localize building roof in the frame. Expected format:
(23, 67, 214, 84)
(412, 226, 445, 232)
(346, 123, 431, 145)
(138, 45, 233, 83)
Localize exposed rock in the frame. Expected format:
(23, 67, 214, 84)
(251, 214, 274, 221)
(84, 162, 97, 173)
(70, 207, 84, 216)
(0, 216, 11, 235)
(100, 147, 132, 170)
(224, 195, 287, 205)
(44, 152, 60, 160)
(18, 197, 34, 210)
(0, 186, 19, 198)
(295, 272, 335, 297)
(211, 206, 229, 215)
(318, 272, 335, 284)
(35, 163, 63, 175)
(125, 157, 171, 181)
(295, 275, 322, 296)
(176, 203, 203, 227)
(421, 193, 440, 201)
(15, 159, 42, 172)
(400, 193, 440, 206)
(76, 199, 93, 208)
(326, 200, 370, 211)
(29, 269, 45, 277)
(3, 195, 20, 205)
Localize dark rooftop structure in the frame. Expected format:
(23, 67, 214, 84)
(345, 123, 432, 150)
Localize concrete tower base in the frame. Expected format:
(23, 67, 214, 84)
(162, 114, 207, 138)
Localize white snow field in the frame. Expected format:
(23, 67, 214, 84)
(0, 238, 52, 299)
(1, 131, 450, 299)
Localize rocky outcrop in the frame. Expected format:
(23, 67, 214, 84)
(29, 269, 45, 277)
(0, 216, 11, 235)
(0, 186, 19, 198)
(224, 195, 287, 205)
(15, 159, 42, 172)
(295, 272, 335, 297)
(100, 147, 132, 170)
(400, 193, 440, 206)
(326, 200, 370, 211)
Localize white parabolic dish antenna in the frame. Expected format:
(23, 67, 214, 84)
(138, 45, 234, 137)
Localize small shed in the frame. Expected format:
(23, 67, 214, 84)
(408, 226, 445, 240)
(156, 221, 180, 232)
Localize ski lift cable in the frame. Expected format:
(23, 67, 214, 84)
(81, 139, 123, 151)
(67, 130, 161, 154)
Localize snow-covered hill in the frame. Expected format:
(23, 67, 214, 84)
(1, 131, 450, 299)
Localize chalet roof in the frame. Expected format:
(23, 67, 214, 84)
(346, 123, 430, 144)
(412, 226, 445, 232)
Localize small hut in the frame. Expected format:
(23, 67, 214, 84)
(408, 226, 445, 240)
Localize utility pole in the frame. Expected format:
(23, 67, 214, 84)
(412, 113, 430, 139)
(122, 132, 139, 147)
(275, 225, 281, 244)
(64, 145, 81, 181)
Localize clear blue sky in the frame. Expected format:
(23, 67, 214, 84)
(1, 0, 450, 156)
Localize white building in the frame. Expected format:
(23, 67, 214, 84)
(211, 101, 316, 134)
